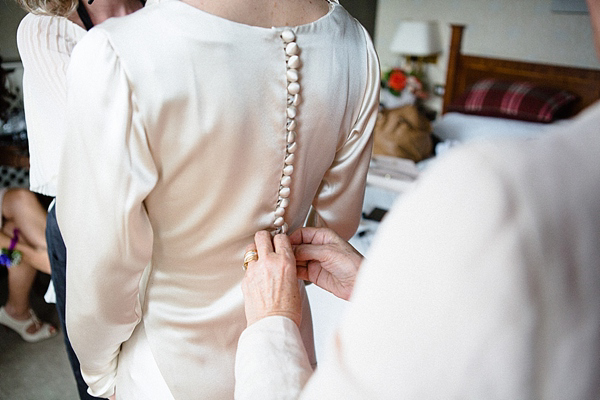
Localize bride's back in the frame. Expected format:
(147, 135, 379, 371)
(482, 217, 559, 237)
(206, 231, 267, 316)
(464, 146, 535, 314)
(181, 0, 332, 28)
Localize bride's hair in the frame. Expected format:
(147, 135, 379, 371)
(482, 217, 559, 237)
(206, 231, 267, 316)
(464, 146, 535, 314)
(16, 0, 78, 17)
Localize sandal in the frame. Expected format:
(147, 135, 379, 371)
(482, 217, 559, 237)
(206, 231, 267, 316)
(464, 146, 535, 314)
(0, 306, 58, 343)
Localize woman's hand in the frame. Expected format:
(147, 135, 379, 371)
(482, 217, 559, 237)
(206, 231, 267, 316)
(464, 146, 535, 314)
(290, 227, 363, 301)
(241, 231, 303, 328)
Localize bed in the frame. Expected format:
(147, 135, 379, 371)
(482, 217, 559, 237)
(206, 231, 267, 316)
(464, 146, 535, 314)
(443, 24, 600, 117)
(369, 23, 600, 191)
(435, 24, 600, 143)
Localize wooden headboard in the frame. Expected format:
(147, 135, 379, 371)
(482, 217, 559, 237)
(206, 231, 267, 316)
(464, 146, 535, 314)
(442, 24, 600, 116)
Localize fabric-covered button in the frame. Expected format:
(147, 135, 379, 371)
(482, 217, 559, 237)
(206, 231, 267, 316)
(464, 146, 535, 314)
(279, 187, 291, 198)
(281, 29, 296, 43)
(283, 165, 294, 176)
(285, 42, 299, 56)
(274, 216, 285, 227)
(272, 29, 303, 233)
(287, 142, 297, 153)
(286, 106, 297, 119)
(287, 55, 300, 69)
(279, 198, 290, 208)
(287, 82, 300, 95)
(287, 69, 299, 82)
(286, 119, 297, 131)
(280, 176, 292, 187)
(287, 131, 296, 143)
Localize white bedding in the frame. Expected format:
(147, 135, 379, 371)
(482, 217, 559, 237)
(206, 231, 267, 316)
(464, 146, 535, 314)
(414, 112, 569, 170)
(432, 112, 563, 143)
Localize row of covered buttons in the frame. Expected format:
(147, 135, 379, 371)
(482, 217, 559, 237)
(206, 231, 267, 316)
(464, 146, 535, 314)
(273, 29, 301, 234)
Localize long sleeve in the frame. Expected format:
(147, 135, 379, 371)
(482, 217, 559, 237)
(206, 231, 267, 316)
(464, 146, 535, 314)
(299, 137, 600, 398)
(235, 102, 600, 398)
(238, 150, 521, 399)
(56, 29, 157, 398)
(235, 317, 313, 400)
(297, 151, 521, 399)
(307, 26, 380, 240)
(17, 14, 85, 196)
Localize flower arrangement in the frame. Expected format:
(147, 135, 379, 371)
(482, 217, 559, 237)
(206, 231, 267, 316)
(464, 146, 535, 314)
(381, 67, 428, 100)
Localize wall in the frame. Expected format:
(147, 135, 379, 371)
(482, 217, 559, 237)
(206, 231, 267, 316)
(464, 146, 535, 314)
(0, 2, 27, 62)
(4, 1, 599, 109)
(340, 0, 379, 39)
(1, 1, 379, 61)
(374, 0, 599, 112)
(1, 3, 26, 105)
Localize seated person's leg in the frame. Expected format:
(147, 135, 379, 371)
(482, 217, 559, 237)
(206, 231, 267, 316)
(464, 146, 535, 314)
(0, 188, 56, 341)
(0, 253, 57, 341)
(1, 188, 50, 274)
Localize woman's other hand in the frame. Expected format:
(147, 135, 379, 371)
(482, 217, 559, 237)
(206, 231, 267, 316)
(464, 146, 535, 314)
(241, 231, 303, 328)
(289, 227, 363, 301)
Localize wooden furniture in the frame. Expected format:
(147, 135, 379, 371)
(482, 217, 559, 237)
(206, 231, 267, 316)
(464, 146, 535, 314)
(442, 24, 600, 116)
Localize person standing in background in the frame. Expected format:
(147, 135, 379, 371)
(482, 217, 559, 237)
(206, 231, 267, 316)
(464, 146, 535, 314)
(16, 0, 145, 397)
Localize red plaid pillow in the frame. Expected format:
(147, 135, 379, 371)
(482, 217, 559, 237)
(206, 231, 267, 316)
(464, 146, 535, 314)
(448, 79, 578, 123)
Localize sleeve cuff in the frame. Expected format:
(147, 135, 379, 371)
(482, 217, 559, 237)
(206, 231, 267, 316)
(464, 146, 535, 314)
(235, 316, 313, 400)
(81, 357, 118, 398)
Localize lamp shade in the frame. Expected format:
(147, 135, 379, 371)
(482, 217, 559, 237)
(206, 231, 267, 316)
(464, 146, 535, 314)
(389, 20, 442, 56)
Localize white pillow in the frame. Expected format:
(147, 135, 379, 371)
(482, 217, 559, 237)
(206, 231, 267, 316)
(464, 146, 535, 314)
(433, 112, 559, 143)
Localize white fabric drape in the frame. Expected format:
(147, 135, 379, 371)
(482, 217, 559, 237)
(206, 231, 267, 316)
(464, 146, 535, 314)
(235, 102, 600, 399)
(56, 2, 380, 398)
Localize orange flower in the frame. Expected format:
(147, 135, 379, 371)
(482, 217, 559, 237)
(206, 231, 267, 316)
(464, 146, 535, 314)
(387, 70, 407, 91)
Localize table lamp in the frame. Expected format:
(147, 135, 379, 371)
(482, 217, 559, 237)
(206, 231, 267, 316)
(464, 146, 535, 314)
(389, 20, 442, 75)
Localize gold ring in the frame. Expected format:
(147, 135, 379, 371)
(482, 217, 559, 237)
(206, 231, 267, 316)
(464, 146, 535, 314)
(243, 250, 258, 271)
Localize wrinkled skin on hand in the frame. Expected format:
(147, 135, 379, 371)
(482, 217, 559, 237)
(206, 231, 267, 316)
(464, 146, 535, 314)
(290, 227, 363, 301)
(241, 231, 303, 327)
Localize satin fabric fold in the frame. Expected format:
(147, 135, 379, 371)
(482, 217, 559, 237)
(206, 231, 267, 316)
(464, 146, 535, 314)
(57, 2, 380, 398)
